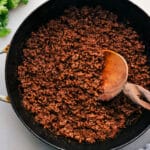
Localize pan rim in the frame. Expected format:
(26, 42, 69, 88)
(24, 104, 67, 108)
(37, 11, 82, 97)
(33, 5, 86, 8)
(5, 0, 150, 149)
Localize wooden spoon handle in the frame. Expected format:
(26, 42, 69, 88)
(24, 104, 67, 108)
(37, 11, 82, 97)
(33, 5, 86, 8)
(123, 82, 150, 110)
(136, 85, 150, 102)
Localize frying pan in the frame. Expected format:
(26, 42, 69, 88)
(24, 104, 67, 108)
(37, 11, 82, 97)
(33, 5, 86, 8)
(0, 0, 150, 149)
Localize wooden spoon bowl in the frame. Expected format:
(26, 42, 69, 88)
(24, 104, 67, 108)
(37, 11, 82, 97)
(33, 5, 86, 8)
(100, 50, 128, 101)
(100, 50, 150, 110)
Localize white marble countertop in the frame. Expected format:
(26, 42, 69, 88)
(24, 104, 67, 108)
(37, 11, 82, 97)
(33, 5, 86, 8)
(0, 0, 149, 150)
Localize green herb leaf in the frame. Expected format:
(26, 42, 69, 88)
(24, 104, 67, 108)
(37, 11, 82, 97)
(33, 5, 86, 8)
(0, 27, 11, 37)
(7, 0, 21, 9)
(0, 14, 8, 26)
(21, 0, 28, 4)
(0, 0, 7, 6)
(0, 5, 8, 15)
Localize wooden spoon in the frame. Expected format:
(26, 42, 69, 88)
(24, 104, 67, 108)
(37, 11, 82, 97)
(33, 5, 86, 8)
(100, 50, 150, 110)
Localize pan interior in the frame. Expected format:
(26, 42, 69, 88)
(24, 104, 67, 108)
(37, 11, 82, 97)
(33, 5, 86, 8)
(5, 0, 150, 150)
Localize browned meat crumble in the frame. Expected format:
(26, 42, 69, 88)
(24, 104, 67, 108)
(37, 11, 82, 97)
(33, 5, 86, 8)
(18, 6, 150, 143)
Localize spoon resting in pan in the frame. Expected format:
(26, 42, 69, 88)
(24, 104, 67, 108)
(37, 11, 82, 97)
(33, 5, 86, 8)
(100, 50, 150, 110)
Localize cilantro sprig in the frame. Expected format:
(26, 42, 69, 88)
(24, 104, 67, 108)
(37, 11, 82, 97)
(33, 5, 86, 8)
(0, 0, 28, 37)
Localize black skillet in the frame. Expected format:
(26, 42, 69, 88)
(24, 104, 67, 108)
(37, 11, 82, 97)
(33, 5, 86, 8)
(3, 0, 150, 149)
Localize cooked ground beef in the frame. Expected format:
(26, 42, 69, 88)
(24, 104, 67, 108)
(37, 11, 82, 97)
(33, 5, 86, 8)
(17, 6, 149, 143)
